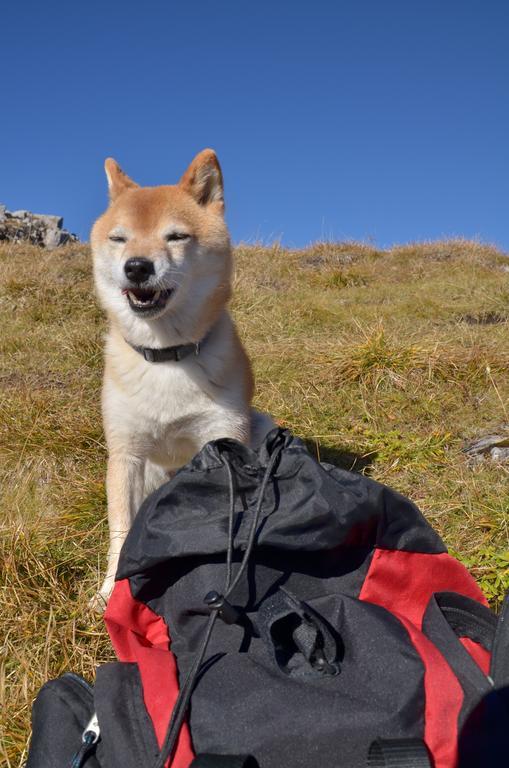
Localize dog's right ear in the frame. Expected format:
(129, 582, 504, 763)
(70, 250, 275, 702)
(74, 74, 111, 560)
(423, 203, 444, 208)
(104, 158, 139, 201)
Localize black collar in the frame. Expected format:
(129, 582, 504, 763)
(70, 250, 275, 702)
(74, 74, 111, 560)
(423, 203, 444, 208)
(127, 339, 201, 363)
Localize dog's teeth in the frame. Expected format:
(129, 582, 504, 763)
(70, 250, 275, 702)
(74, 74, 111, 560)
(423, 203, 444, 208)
(128, 291, 143, 305)
(126, 290, 162, 308)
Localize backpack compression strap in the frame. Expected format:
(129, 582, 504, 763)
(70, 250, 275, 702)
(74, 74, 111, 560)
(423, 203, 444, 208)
(368, 738, 432, 767)
(191, 757, 259, 768)
(192, 746, 432, 768)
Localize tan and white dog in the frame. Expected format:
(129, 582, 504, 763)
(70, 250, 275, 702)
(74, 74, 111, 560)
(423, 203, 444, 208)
(91, 149, 272, 607)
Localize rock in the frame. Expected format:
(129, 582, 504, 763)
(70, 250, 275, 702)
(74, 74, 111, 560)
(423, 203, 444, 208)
(0, 204, 77, 248)
(37, 213, 64, 229)
(460, 312, 507, 326)
(11, 210, 31, 218)
(490, 447, 509, 462)
(464, 431, 509, 463)
(43, 226, 63, 250)
(43, 225, 72, 250)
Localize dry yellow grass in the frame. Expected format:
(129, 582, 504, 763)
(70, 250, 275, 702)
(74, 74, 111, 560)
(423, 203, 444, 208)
(2, 237, 509, 764)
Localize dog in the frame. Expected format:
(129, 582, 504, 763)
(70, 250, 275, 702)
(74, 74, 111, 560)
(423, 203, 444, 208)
(90, 149, 273, 607)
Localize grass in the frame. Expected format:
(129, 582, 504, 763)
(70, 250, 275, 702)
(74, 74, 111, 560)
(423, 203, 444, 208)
(2, 236, 509, 764)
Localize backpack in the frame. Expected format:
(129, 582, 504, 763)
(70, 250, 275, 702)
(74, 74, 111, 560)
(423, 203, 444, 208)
(27, 428, 509, 768)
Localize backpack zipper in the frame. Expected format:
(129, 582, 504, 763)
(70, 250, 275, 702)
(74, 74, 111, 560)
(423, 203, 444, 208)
(60, 674, 100, 768)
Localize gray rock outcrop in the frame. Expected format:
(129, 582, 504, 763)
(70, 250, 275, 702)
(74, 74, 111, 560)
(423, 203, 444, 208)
(464, 431, 509, 463)
(0, 205, 78, 249)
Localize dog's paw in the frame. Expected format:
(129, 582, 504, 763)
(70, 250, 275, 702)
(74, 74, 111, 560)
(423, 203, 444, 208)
(88, 590, 109, 614)
(89, 576, 115, 613)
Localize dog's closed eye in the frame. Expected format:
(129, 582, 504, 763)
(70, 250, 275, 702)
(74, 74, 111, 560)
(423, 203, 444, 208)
(109, 235, 127, 243)
(165, 232, 190, 242)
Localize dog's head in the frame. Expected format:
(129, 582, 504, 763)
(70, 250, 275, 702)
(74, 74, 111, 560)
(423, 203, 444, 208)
(91, 149, 231, 325)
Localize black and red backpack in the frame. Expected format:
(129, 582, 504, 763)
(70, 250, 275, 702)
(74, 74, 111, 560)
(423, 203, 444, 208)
(27, 429, 509, 768)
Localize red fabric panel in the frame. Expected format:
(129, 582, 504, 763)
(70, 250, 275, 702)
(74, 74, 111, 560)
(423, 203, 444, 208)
(359, 549, 488, 630)
(360, 549, 489, 766)
(105, 578, 194, 768)
(397, 614, 464, 768)
(460, 637, 491, 676)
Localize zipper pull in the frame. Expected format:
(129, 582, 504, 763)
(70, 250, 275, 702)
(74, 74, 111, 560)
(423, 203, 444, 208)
(70, 713, 100, 768)
(83, 713, 100, 744)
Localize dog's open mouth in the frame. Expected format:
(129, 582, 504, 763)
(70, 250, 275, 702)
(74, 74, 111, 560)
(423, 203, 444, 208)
(122, 287, 172, 314)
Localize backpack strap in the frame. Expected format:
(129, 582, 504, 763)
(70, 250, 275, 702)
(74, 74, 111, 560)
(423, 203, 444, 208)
(367, 738, 432, 766)
(490, 594, 509, 687)
(422, 591, 495, 711)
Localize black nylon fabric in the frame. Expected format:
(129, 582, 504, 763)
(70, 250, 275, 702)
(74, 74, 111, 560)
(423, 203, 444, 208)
(26, 666, 160, 768)
(174, 593, 426, 768)
(27, 673, 102, 768)
(117, 428, 445, 587)
(95, 663, 160, 767)
(457, 685, 509, 767)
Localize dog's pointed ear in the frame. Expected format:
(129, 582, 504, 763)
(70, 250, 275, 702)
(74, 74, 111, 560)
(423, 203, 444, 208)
(179, 149, 224, 212)
(104, 158, 139, 201)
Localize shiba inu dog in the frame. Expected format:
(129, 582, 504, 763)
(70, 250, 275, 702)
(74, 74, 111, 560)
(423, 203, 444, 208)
(90, 149, 273, 607)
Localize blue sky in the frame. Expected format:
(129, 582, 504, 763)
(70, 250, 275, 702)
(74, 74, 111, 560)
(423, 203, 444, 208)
(1, 1, 508, 248)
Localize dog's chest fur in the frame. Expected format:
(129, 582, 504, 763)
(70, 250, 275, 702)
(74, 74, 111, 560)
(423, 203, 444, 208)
(102, 326, 248, 470)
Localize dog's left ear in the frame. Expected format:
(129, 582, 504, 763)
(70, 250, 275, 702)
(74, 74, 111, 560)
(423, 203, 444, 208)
(179, 149, 224, 213)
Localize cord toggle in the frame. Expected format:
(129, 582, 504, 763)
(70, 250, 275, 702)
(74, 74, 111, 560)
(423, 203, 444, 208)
(204, 591, 242, 625)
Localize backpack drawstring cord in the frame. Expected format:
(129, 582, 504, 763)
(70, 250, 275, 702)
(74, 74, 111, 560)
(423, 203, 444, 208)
(153, 443, 283, 768)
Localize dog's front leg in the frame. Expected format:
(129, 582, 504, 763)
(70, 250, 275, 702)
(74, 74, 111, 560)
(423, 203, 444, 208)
(92, 452, 145, 610)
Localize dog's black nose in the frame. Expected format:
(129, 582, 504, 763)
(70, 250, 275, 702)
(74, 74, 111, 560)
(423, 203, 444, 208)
(124, 258, 155, 284)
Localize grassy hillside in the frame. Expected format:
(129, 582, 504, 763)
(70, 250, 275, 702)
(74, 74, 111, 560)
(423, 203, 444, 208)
(2, 237, 509, 764)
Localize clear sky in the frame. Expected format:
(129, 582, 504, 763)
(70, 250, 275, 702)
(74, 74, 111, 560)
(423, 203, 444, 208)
(1, 1, 508, 248)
